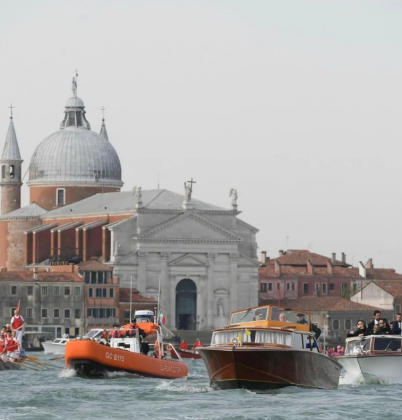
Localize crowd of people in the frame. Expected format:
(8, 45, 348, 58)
(346, 310, 402, 339)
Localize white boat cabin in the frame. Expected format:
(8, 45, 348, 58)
(211, 305, 319, 352)
(345, 335, 402, 356)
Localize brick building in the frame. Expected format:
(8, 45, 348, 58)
(259, 249, 402, 304)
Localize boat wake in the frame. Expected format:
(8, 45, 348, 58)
(155, 380, 214, 393)
(59, 368, 76, 378)
(104, 370, 139, 379)
(186, 372, 209, 380)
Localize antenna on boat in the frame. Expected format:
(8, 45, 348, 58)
(157, 274, 162, 325)
(130, 274, 133, 321)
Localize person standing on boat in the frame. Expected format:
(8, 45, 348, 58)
(391, 313, 402, 334)
(179, 340, 188, 350)
(0, 332, 7, 362)
(10, 309, 25, 345)
(296, 313, 308, 325)
(347, 320, 367, 337)
(367, 310, 381, 335)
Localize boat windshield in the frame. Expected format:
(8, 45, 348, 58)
(231, 307, 268, 324)
(212, 329, 293, 346)
(270, 307, 310, 324)
(374, 337, 402, 352)
(346, 338, 371, 355)
(84, 329, 102, 339)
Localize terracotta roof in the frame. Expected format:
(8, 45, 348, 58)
(78, 259, 112, 272)
(119, 288, 157, 303)
(0, 272, 83, 283)
(267, 250, 348, 267)
(372, 281, 402, 297)
(269, 297, 380, 312)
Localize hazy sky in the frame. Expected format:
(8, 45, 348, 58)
(1, 0, 402, 270)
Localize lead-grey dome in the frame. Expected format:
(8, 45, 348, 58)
(28, 127, 123, 187)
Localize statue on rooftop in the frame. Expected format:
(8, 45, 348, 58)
(229, 188, 238, 206)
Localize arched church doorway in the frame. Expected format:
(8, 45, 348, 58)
(176, 279, 197, 330)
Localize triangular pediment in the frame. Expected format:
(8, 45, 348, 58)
(238, 253, 260, 267)
(114, 252, 138, 266)
(139, 211, 242, 242)
(169, 254, 207, 267)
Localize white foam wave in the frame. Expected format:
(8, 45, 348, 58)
(104, 370, 133, 378)
(58, 368, 77, 378)
(155, 380, 213, 393)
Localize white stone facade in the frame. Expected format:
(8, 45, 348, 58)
(111, 207, 259, 331)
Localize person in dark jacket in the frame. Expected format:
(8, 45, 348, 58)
(367, 310, 381, 335)
(391, 313, 402, 334)
(347, 320, 368, 337)
(375, 319, 391, 335)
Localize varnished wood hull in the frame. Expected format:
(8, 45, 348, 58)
(197, 347, 342, 390)
(65, 341, 188, 379)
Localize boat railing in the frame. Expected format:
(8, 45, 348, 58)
(166, 343, 183, 361)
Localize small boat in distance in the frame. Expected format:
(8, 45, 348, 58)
(42, 335, 70, 354)
(197, 304, 342, 391)
(337, 334, 402, 383)
(170, 347, 201, 360)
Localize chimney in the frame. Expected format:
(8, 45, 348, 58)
(359, 261, 366, 278)
(307, 259, 315, 275)
(274, 260, 282, 276)
(341, 252, 346, 264)
(327, 259, 334, 275)
(261, 251, 267, 264)
(33, 267, 38, 281)
(332, 253, 336, 263)
(365, 258, 373, 269)
(279, 250, 285, 257)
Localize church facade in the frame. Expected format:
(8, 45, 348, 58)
(0, 78, 259, 330)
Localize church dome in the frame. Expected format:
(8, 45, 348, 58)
(27, 77, 123, 188)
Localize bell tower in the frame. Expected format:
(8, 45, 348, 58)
(0, 109, 23, 215)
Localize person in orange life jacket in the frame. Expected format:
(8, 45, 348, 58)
(109, 324, 121, 339)
(192, 338, 203, 349)
(179, 340, 188, 350)
(0, 332, 7, 362)
(6, 330, 20, 362)
(11, 309, 25, 345)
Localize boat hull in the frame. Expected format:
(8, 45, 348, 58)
(170, 348, 202, 360)
(42, 342, 66, 355)
(65, 340, 188, 379)
(338, 354, 402, 383)
(0, 360, 22, 371)
(197, 347, 342, 390)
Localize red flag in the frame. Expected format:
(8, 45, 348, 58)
(16, 300, 20, 312)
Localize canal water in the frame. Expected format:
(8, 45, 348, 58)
(0, 355, 401, 420)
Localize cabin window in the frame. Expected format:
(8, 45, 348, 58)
(268, 283, 272, 291)
(9, 164, 15, 178)
(322, 283, 327, 295)
(346, 338, 370, 355)
(260, 283, 267, 293)
(332, 319, 340, 330)
(344, 319, 352, 330)
(374, 337, 401, 352)
(57, 189, 65, 206)
(54, 309, 60, 318)
(1, 165, 5, 179)
(26, 307, 33, 318)
(303, 283, 309, 294)
(211, 330, 293, 347)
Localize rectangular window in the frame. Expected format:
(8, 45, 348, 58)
(41, 308, 48, 318)
(332, 319, 340, 330)
(102, 288, 107, 298)
(41, 286, 48, 296)
(315, 283, 320, 292)
(11, 286, 17, 295)
(268, 283, 272, 291)
(124, 310, 130, 322)
(27, 286, 33, 296)
(106, 308, 115, 318)
(341, 283, 347, 294)
(54, 286, 60, 296)
(286, 283, 290, 291)
(54, 309, 60, 318)
(329, 283, 335, 291)
(88, 288, 93, 298)
(84, 272, 90, 283)
(109, 288, 114, 298)
(260, 283, 267, 293)
(322, 283, 327, 295)
(65, 327, 70, 336)
(64, 287, 70, 296)
(74, 309, 81, 319)
(56, 188, 65, 206)
(353, 282, 357, 292)
(96, 288, 102, 298)
(26, 307, 33, 318)
(303, 283, 309, 294)
(91, 272, 97, 284)
(291, 282, 295, 291)
(277, 283, 280, 290)
(64, 309, 71, 319)
(344, 319, 352, 330)
(74, 287, 81, 296)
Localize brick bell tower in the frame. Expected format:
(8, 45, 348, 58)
(0, 110, 23, 215)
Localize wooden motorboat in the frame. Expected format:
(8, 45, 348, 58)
(65, 323, 188, 379)
(337, 334, 402, 383)
(170, 347, 202, 360)
(197, 304, 342, 391)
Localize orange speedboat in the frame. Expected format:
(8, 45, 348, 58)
(65, 323, 188, 379)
